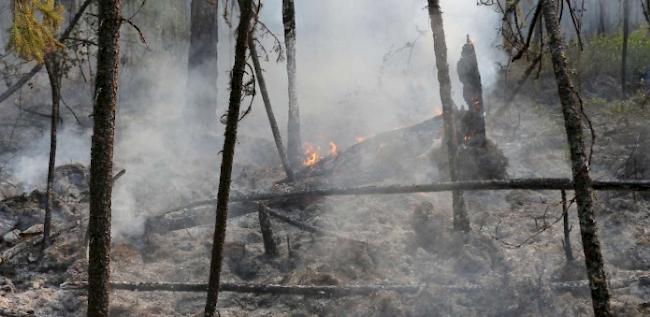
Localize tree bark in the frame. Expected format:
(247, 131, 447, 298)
(282, 0, 302, 169)
(541, 1, 612, 315)
(427, 0, 469, 232)
(186, 0, 219, 130)
(249, 36, 294, 181)
(203, 1, 253, 316)
(621, 0, 630, 97)
(42, 53, 62, 248)
(561, 190, 574, 262)
(87, 0, 122, 316)
(257, 204, 279, 257)
(457, 35, 487, 147)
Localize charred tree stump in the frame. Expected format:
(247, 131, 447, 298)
(561, 190, 574, 262)
(203, 1, 253, 316)
(457, 35, 486, 144)
(542, 1, 612, 315)
(258, 204, 279, 258)
(427, 0, 469, 232)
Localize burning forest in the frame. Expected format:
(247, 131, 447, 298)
(1, 0, 650, 316)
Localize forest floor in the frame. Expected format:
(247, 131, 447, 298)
(1, 76, 650, 316)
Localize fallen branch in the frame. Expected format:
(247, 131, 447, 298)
(144, 202, 258, 235)
(260, 205, 367, 244)
(60, 273, 649, 295)
(160, 179, 650, 214)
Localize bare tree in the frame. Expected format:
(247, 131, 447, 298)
(622, 0, 630, 96)
(282, 0, 302, 170)
(42, 53, 62, 249)
(203, 0, 253, 316)
(427, 0, 469, 232)
(87, 0, 123, 315)
(541, 0, 612, 315)
(186, 0, 219, 130)
(249, 36, 295, 181)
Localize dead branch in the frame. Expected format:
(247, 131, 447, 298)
(0, 223, 76, 265)
(157, 179, 650, 216)
(260, 205, 368, 244)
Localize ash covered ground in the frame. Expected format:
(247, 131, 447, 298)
(1, 86, 649, 316)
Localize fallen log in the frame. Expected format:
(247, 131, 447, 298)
(260, 205, 367, 244)
(61, 281, 422, 296)
(60, 273, 649, 295)
(145, 179, 650, 234)
(0, 223, 76, 265)
(161, 179, 650, 214)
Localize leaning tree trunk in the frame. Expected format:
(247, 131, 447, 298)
(203, 0, 253, 316)
(282, 0, 302, 170)
(42, 53, 62, 249)
(427, 0, 469, 232)
(87, 0, 122, 316)
(186, 0, 219, 130)
(621, 0, 630, 97)
(249, 36, 295, 181)
(541, 1, 612, 316)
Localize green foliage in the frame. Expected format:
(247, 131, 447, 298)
(571, 29, 650, 80)
(8, 0, 64, 63)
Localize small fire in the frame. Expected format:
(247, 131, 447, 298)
(328, 142, 338, 157)
(433, 107, 443, 116)
(303, 143, 320, 167)
(354, 136, 366, 143)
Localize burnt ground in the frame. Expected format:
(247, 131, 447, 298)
(1, 82, 650, 316)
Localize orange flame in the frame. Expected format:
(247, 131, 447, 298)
(328, 142, 338, 157)
(303, 143, 320, 167)
(354, 136, 366, 143)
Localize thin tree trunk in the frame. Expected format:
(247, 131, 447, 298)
(541, 1, 612, 316)
(42, 54, 62, 249)
(561, 190, 574, 262)
(597, 0, 606, 35)
(622, 0, 630, 97)
(282, 0, 302, 169)
(87, 0, 122, 315)
(249, 36, 294, 181)
(186, 0, 219, 130)
(203, 0, 253, 316)
(426, 0, 469, 232)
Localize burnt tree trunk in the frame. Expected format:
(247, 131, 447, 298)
(427, 0, 469, 232)
(186, 0, 219, 130)
(561, 190, 574, 262)
(541, 1, 612, 316)
(457, 35, 487, 147)
(282, 0, 302, 169)
(42, 53, 62, 248)
(249, 36, 294, 181)
(621, 0, 630, 97)
(87, 0, 122, 316)
(597, 0, 606, 35)
(203, 0, 253, 316)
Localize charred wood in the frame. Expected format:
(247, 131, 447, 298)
(257, 204, 279, 257)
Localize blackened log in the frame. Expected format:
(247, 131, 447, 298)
(542, 1, 612, 315)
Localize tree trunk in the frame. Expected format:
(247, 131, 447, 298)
(186, 0, 219, 130)
(42, 53, 62, 249)
(541, 1, 612, 316)
(87, 0, 122, 316)
(203, 0, 253, 316)
(457, 35, 487, 147)
(282, 0, 302, 169)
(426, 0, 469, 232)
(597, 0, 606, 35)
(621, 0, 630, 97)
(249, 36, 294, 181)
